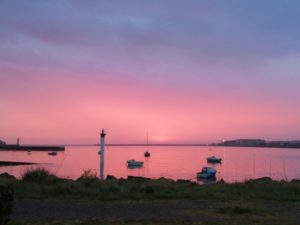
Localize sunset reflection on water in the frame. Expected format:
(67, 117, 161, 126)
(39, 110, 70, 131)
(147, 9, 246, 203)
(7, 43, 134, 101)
(0, 146, 299, 182)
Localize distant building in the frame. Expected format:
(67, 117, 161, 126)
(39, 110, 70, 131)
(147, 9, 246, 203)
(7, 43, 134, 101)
(221, 139, 266, 147)
(0, 139, 6, 145)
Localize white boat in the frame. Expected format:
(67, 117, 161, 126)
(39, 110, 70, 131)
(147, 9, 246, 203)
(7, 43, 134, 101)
(207, 156, 222, 163)
(127, 159, 143, 167)
(197, 167, 216, 179)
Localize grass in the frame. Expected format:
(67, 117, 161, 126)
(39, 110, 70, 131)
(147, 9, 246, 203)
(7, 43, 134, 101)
(21, 168, 53, 183)
(0, 169, 299, 201)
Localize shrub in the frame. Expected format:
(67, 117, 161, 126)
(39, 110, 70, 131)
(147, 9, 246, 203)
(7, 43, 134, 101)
(0, 173, 16, 181)
(0, 185, 14, 225)
(77, 169, 98, 185)
(22, 168, 53, 183)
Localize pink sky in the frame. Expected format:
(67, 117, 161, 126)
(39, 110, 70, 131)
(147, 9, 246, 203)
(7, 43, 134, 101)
(1, 1, 300, 144)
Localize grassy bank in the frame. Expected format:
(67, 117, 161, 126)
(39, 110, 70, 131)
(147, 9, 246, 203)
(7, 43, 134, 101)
(0, 169, 299, 201)
(1, 169, 299, 225)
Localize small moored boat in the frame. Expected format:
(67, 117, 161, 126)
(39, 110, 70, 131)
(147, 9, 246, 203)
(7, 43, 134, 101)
(48, 151, 57, 156)
(127, 159, 143, 168)
(197, 167, 216, 179)
(144, 133, 151, 158)
(207, 156, 222, 163)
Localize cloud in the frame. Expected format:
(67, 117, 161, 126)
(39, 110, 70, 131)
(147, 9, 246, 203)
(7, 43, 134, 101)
(1, 0, 300, 92)
(1, 1, 300, 62)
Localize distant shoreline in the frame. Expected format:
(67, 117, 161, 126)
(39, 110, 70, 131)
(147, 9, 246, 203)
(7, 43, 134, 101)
(0, 144, 65, 151)
(88, 143, 208, 147)
(1, 142, 299, 149)
(89, 143, 300, 149)
(0, 161, 36, 166)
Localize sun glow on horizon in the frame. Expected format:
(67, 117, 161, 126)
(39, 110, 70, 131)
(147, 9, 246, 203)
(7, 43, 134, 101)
(1, 1, 300, 144)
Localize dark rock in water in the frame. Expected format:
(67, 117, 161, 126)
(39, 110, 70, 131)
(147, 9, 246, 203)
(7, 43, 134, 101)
(291, 179, 300, 183)
(106, 175, 117, 180)
(127, 176, 150, 182)
(0, 173, 16, 180)
(157, 177, 175, 183)
(252, 177, 272, 182)
(177, 179, 193, 184)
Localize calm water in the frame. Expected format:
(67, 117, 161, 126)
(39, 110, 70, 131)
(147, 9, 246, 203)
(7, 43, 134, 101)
(1, 146, 300, 182)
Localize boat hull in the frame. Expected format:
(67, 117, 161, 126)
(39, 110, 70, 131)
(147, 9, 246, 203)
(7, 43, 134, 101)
(197, 172, 216, 179)
(127, 160, 144, 168)
(197, 167, 217, 179)
(207, 157, 222, 163)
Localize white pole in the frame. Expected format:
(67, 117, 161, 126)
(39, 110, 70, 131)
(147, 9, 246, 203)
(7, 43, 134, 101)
(100, 129, 106, 180)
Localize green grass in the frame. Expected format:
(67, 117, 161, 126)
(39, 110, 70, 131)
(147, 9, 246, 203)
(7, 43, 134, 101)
(0, 170, 300, 201)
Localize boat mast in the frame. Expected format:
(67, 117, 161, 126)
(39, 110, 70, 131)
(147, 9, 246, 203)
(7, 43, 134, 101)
(100, 129, 106, 180)
(147, 132, 149, 150)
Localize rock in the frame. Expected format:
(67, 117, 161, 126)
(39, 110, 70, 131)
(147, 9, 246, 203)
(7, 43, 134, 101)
(0, 173, 16, 180)
(176, 179, 192, 184)
(106, 175, 117, 180)
(157, 177, 175, 183)
(291, 179, 300, 183)
(127, 176, 150, 182)
(252, 177, 272, 182)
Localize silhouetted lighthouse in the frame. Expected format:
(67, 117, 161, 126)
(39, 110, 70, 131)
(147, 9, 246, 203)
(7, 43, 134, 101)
(100, 129, 106, 180)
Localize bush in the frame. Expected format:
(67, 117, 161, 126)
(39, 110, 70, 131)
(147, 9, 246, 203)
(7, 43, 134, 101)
(0, 185, 14, 225)
(0, 173, 16, 181)
(77, 169, 98, 186)
(22, 168, 53, 183)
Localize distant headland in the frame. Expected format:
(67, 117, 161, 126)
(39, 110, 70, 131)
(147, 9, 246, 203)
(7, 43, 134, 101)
(213, 139, 300, 148)
(0, 139, 65, 151)
(96, 139, 300, 149)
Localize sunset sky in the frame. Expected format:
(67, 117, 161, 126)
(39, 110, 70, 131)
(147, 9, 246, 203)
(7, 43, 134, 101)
(1, 1, 300, 145)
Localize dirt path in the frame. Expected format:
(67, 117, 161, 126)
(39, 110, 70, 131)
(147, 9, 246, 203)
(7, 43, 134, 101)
(12, 199, 300, 224)
(13, 199, 207, 221)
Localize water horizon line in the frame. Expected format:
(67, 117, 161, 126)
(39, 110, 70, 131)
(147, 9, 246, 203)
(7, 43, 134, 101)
(64, 143, 209, 147)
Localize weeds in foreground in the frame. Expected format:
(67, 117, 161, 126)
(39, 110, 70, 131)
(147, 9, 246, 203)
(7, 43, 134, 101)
(77, 169, 98, 186)
(21, 168, 51, 183)
(0, 168, 299, 201)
